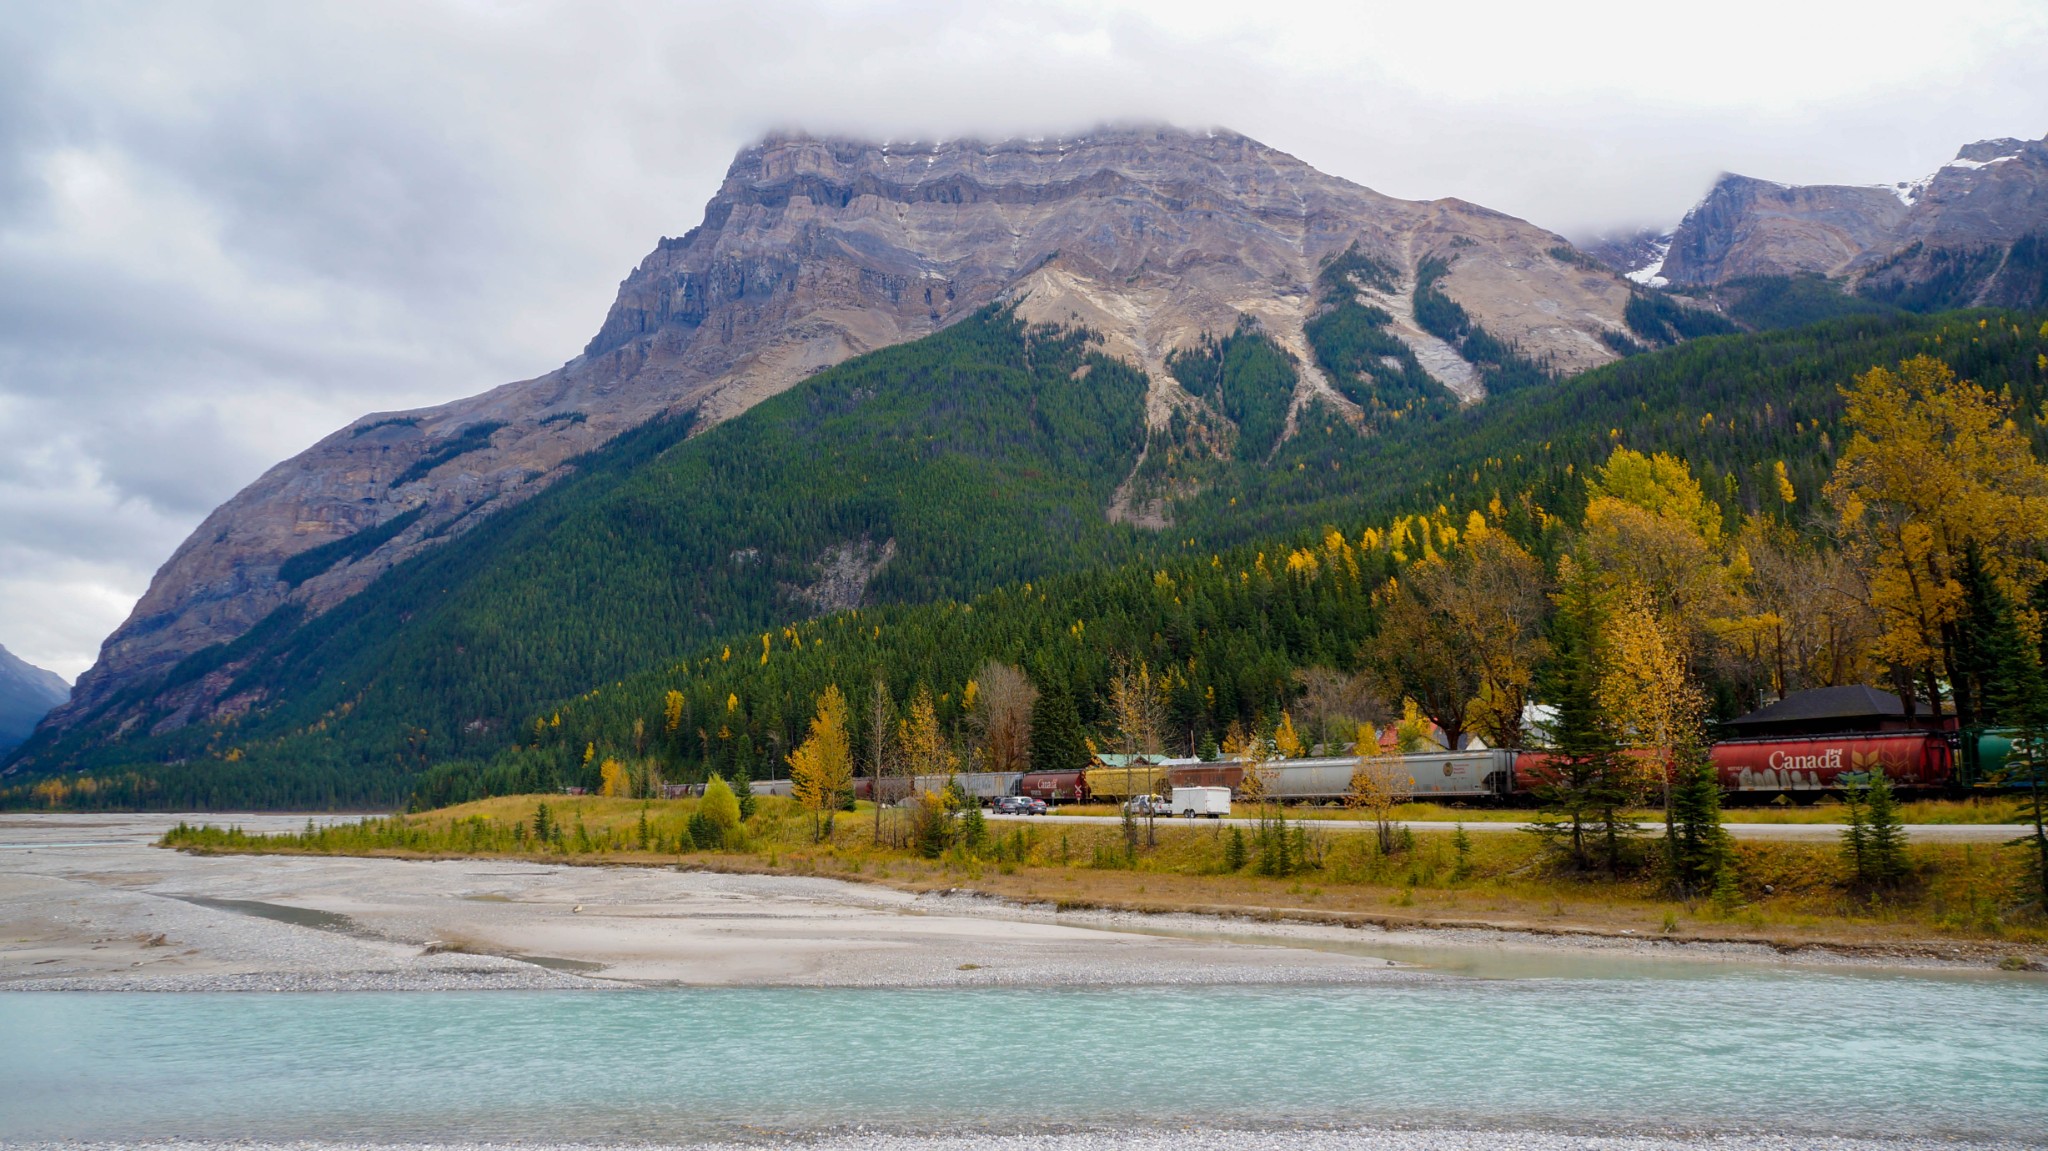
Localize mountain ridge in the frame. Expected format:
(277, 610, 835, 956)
(48, 124, 1640, 736)
(0, 646, 69, 754)
(1616, 133, 2048, 305)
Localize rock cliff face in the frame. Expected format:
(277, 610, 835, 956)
(1658, 176, 1908, 286)
(1649, 133, 2048, 297)
(46, 125, 1637, 732)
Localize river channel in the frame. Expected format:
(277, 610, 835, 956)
(4, 969, 2045, 1144)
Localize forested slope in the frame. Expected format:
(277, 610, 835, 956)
(4, 311, 1154, 803)
(7, 307, 2045, 809)
(412, 312, 2048, 807)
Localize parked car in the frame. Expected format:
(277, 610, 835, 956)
(1023, 797, 1048, 815)
(991, 796, 1035, 815)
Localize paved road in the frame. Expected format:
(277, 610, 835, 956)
(986, 812, 2034, 843)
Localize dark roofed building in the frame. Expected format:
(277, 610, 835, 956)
(1721, 685, 1946, 739)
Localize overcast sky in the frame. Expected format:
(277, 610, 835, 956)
(3, 0, 2045, 680)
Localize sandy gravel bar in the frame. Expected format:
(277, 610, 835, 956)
(3, 812, 2030, 990)
(0, 813, 1415, 990)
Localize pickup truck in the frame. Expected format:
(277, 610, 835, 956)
(1121, 795, 1173, 818)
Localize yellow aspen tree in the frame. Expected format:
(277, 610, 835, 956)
(787, 684, 853, 842)
(1597, 587, 1702, 806)
(1347, 722, 1415, 855)
(898, 685, 956, 785)
(1826, 356, 2048, 715)
(1272, 712, 1306, 759)
(1579, 448, 1745, 658)
(1106, 657, 1166, 760)
(599, 758, 630, 798)
(663, 690, 685, 735)
(1223, 721, 1274, 806)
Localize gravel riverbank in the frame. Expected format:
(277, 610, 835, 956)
(4, 813, 2039, 990)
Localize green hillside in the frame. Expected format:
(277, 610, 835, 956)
(6, 305, 2045, 809)
(422, 311, 2048, 806)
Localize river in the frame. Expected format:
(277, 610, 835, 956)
(4, 969, 2045, 1144)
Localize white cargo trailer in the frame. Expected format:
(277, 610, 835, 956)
(1171, 786, 1231, 818)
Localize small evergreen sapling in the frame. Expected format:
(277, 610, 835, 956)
(1665, 752, 1733, 898)
(960, 801, 988, 854)
(1840, 768, 1907, 891)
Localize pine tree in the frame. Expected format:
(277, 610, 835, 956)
(959, 800, 988, 854)
(730, 751, 756, 821)
(1839, 773, 1871, 881)
(1665, 750, 1733, 897)
(1988, 581, 2048, 908)
(1224, 825, 1248, 871)
(1861, 768, 1909, 889)
(1028, 685, 1089, 775)
(1527, 566, 1637, 874)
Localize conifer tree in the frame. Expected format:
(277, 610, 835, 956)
(1665, 750, 1733, 898)
(1861, 769, 1909, 889)
(1986, 581, 2048, 908)
(1028, 686, 1089, 776)
(959, 799, 988, 854)
(1528, 564, 1637, 874)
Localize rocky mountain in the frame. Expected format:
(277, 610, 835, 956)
(45, 125, 1640, 736)
(1579, 227, 1672, 280)
(0, 647, 68, 753)
(1636, 133, 2048, 306)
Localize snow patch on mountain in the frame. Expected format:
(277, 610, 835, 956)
(1625, 235, 1673, 288)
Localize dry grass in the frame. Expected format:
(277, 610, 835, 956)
(164, 793, 2048, 960)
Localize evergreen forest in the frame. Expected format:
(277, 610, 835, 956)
(6, 298, 2047, 811)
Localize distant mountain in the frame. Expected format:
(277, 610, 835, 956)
(46, 124, 1642, 739)
(0, 647, 68, 753)
(1620, 133, 2048, 310)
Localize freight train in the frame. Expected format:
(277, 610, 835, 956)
(979, 728, 2022, 807)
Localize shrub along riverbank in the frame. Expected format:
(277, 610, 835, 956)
(161, 794, 2048, 960)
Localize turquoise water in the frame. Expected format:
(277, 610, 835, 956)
(4, 974, 2045, 1142)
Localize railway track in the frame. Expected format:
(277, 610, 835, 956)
(984, 813, 2034, 843)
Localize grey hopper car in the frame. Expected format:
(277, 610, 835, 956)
(908, 771, 1023, 803)
(1243, 751, 1514, 802)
